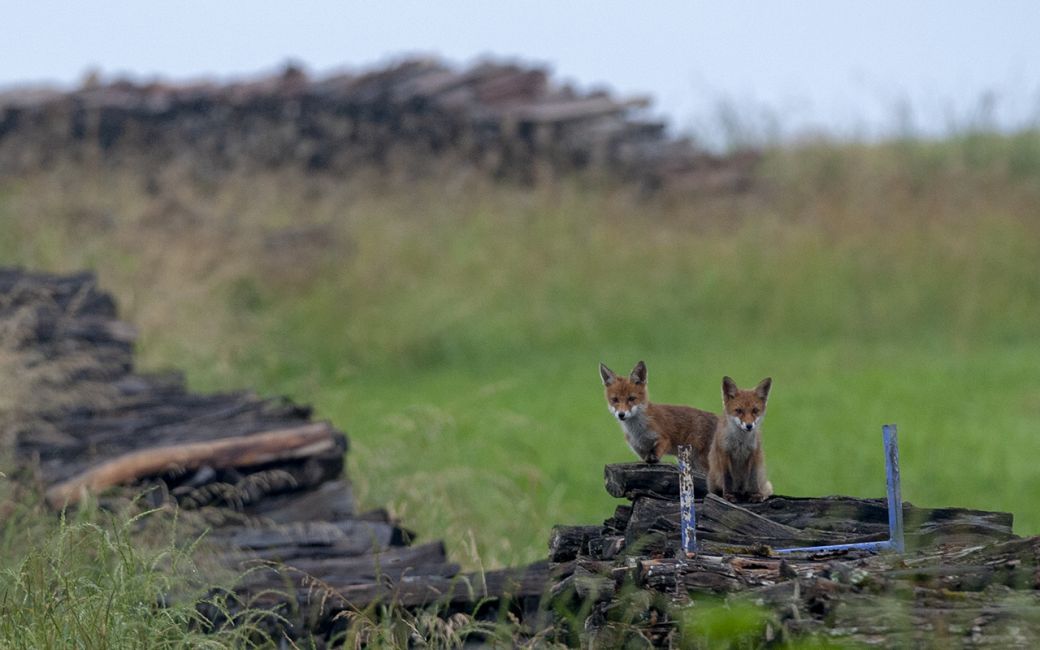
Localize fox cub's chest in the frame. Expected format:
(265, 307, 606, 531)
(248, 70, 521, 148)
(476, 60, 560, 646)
(721, 425, 759, 460)
(619, 410, 657, 459)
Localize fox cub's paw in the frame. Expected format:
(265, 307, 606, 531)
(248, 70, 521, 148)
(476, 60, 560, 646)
(748, 492, 768, 503)
(723, 492, 738, 503)
(643, 453, 659, 464)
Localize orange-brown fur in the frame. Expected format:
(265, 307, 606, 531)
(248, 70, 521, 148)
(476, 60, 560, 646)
(707, 376, 774, 503)
(600, 361, 717, 470)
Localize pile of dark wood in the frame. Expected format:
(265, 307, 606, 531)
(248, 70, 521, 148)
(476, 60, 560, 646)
(548, 463, 1039, 646)
(0, 268, 547, 645)
(5, 267, 1039, 646)
(0, 59, 757, 190)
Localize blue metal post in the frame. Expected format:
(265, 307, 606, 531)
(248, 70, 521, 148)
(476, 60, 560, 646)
(775, 424, 905, 555)
(677, 444, 697, 556)
(883, 424, 906, 553)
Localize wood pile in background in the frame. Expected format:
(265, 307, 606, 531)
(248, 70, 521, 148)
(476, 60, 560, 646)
(0, 59, 758, 190)
(0, 268, 548, 645)
(547, 462, 1038, 647)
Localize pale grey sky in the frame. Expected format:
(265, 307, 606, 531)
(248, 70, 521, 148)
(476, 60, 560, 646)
(5, 1, 1039, 145)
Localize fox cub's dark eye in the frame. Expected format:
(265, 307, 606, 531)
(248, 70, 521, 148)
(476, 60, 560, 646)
(735, 408, 744, 415)
(627, 396, 636, 402)
(752, 408, 759, 416)
(611, 397, 619, 403)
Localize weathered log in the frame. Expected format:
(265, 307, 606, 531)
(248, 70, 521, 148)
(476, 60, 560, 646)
(243, 479, 355, 523)
(743, 496, 1015, 548)
(549, 524, 604, 563)
(603, 503, 633, 534)
(604, 462, 707, 500)
(625, 496, 680, 546)
(698, 493, 863, 548)
(562, 560, 618, 602)
(44, 422, 343, 508)
(239, 552, 463, 592)
(639, 557, 745, 593)
(744, 495, 1013, 532)
(625, 494, 855, 552)
(294, 560, 551, 611)
(619, 493, 1015, 549)
(272, 541, 450, 581)
(586, 535, 625, 561)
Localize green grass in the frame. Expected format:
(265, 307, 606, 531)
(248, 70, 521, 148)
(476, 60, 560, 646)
(0, 484, 269, 649)
(2, 132, 1039, 576)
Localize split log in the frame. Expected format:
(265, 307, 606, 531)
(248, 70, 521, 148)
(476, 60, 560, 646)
(44, 422, 344, 508)
(602, 504, 632, 534)
(604, 462, 707, 500)
(743, 496, 1015, 547)
(625, 496, 680, 546)
(697, 494, 864, 548)
(549, 525, 604, 563)
(639, 557, 745, 593)
(586, 535, 625, 561)
(624, 494, 865, 550)
(550, 560, 618, 601)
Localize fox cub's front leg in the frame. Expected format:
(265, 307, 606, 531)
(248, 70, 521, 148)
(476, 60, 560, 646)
(649, 436, 675, 465)
(707, 463, 732, 501)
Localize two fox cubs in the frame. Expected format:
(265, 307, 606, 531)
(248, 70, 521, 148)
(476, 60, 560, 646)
(600, 361, 774, 503)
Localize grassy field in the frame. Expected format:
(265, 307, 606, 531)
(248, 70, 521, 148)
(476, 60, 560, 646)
(2, 130, 1039, 573)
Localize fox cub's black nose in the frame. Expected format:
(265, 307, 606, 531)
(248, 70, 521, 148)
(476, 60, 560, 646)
(618, 412, 627, 421)
(744, 423, 754, 431)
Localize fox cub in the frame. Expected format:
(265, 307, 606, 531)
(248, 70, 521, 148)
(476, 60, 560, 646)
(599, 361, 717, 470)
(707, 376, 774, 503)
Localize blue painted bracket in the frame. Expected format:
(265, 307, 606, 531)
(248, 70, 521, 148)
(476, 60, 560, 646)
(678, 425, 906, 556)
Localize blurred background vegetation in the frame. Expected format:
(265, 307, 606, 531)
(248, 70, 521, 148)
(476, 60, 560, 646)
(2, 125, 1038, 570)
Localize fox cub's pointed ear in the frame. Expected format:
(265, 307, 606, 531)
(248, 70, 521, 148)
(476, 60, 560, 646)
(722, 376, 738, 400)
(630, 360, 647, 385)
(599, 363, 617, 386)
(755, 377, 773, 400)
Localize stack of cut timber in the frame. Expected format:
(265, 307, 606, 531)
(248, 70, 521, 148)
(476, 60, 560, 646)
(0, 59, 757, 191)
(548, 462, 1035, 647)
(0, 268, 547, 645)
